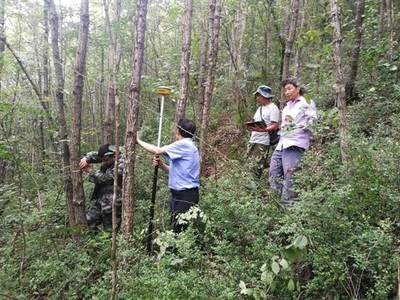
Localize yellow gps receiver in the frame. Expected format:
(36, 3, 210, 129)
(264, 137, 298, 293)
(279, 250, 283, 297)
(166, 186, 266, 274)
(157, 86, 173, 96)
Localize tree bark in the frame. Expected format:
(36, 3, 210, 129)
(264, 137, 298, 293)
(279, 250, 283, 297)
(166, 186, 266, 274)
(293, 0, 307, 78)
(280, 0, 300, 109)
(385, 0, 394, 59)
(199, 0, 221, 164)
(197, 14, 208, 125)
(101, 0, 122, 145)
(330, 0, 348, 164)
(223, 0, 247, 127)
(70, 0, 90, 229)
(111, 89, 120, 300)
(174, 0, 193, 129)
(0, 0, 5, 95)
(122, 0, 148, 236)
(378, 0, 386, 36)
(47, 0, 75, 226)
(43, 0, 50, 99)
(345, 0, 365, 102)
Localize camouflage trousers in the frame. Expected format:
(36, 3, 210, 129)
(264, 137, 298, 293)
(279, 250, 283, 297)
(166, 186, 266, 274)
(86, 193, 122, 231)
(246, 143, 272, 178)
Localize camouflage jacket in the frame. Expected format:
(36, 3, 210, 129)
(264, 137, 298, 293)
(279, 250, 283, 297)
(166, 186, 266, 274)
(83, 151, 125, 201)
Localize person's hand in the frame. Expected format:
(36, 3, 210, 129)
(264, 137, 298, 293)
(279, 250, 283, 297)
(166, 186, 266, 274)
(136, 131, 142, 142)
(79, 157, 88, 169)
(81, 164, 94, 173)
(152, 155, 161, 167)
(250, 126, 266, 132)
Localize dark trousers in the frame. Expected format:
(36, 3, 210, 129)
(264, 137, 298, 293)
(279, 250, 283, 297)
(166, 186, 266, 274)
(269, 146, 305, 207)
(170, 187, 199, 233)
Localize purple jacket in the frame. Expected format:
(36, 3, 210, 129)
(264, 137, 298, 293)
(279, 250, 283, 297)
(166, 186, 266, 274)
(276, 97, 317, 150)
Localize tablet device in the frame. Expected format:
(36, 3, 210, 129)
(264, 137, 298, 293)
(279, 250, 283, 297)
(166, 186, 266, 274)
(245, 121, 266, 128)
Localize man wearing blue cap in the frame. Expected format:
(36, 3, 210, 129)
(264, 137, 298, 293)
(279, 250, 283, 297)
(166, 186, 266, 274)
(245, 85, 280, 178)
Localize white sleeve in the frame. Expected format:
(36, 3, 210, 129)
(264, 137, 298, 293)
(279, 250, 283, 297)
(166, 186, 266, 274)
(270, 106, 280, 123)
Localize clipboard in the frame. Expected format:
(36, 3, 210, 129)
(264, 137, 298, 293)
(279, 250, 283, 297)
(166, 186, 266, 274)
(245, 120, 266, 128)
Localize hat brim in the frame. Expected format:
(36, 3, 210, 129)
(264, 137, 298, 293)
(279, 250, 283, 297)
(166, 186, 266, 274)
(253, 91, 274, 98)
(102, 151, 115, 157)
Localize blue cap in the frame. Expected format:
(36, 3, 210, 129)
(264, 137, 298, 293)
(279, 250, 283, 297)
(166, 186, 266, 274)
(253, 85, 274, 99)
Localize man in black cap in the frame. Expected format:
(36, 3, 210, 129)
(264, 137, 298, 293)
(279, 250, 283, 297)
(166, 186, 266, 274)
(245, 85, 280, 178)
(79, 144, 124, 231)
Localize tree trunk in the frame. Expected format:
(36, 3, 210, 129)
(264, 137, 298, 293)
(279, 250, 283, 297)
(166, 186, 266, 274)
(385, 0, 394, 59)
(40, 0, 51, 164)
(199, 0, 221, 164)
(345, 0, 365, 102)
(111, 85, 120, 300)
(223, 0, 247, 127)
(378, 0, 386, 36)
(174, 0, 193, 129)
(70, 0, 90, 229)
(48, 0, 75, 226)
(43, 0, 50, 99)
(278, 0, 290, 84)
(280, 0, 300, 109)
(0, 0, 4, 95)
(101, 0, 122, 145)
(293, 0, 307, 78)
(197, 15, 208, 125)
(330, 0, 348, 164)
(122, 0, 148, 236)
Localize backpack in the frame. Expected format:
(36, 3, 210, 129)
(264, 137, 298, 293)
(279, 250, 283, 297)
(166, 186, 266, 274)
(269, 130, 280, 145)
(259, 106, 280, 146)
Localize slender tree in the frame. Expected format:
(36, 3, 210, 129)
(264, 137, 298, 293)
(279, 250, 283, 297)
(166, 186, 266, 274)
(111, 84, 120, 300)
(69, 0, 90, 228)
(280, 0, 300, 108)
(199, 0, 221, 164)
(43, 0, 50, 99)
(0, 37, 53, 122)
(293, 0, 307, 78)
(223, 0, 247, 127)
(101, 0, 122, 144)
(174, 0, 193, 128)
(122, 0, 148, 235)
(378, 0, 386, 36)
(330, 0, 348, 164)
(0, 0, 5, 95)
(47, 0, 75, 226)
(197, 13, 208, 124)
(345, 0, 365, 102)
(385, 0, 394, 59)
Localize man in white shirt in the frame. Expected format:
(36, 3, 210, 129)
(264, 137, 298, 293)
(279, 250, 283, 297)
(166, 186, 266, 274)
(246, 85, 280, 178)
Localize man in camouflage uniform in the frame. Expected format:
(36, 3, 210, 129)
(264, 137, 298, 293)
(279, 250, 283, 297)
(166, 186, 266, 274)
(79, 144, 124, 231)
(245, 85, 280, 178)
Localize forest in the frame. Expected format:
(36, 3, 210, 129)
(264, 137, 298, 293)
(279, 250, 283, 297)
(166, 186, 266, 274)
(0, 0, 399, 299)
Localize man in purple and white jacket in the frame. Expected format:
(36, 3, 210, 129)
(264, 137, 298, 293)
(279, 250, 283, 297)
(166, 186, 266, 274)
(269, 78, 317, 207)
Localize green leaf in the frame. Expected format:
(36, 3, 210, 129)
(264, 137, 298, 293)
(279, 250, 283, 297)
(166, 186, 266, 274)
(294, 235, 308, 249)
(279, 258, 289, 270)
(239, 280, 246, 291)
(288, 279, 295, 291)
(260, 263, 267, 272)
(271, 261, 280, 275)
(239, 281, 252, 296)
(265, 272, 274, 284)
(284, 247, 297, 262)
(253, 289, 261, 300)
(261, 271, 274, 283)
